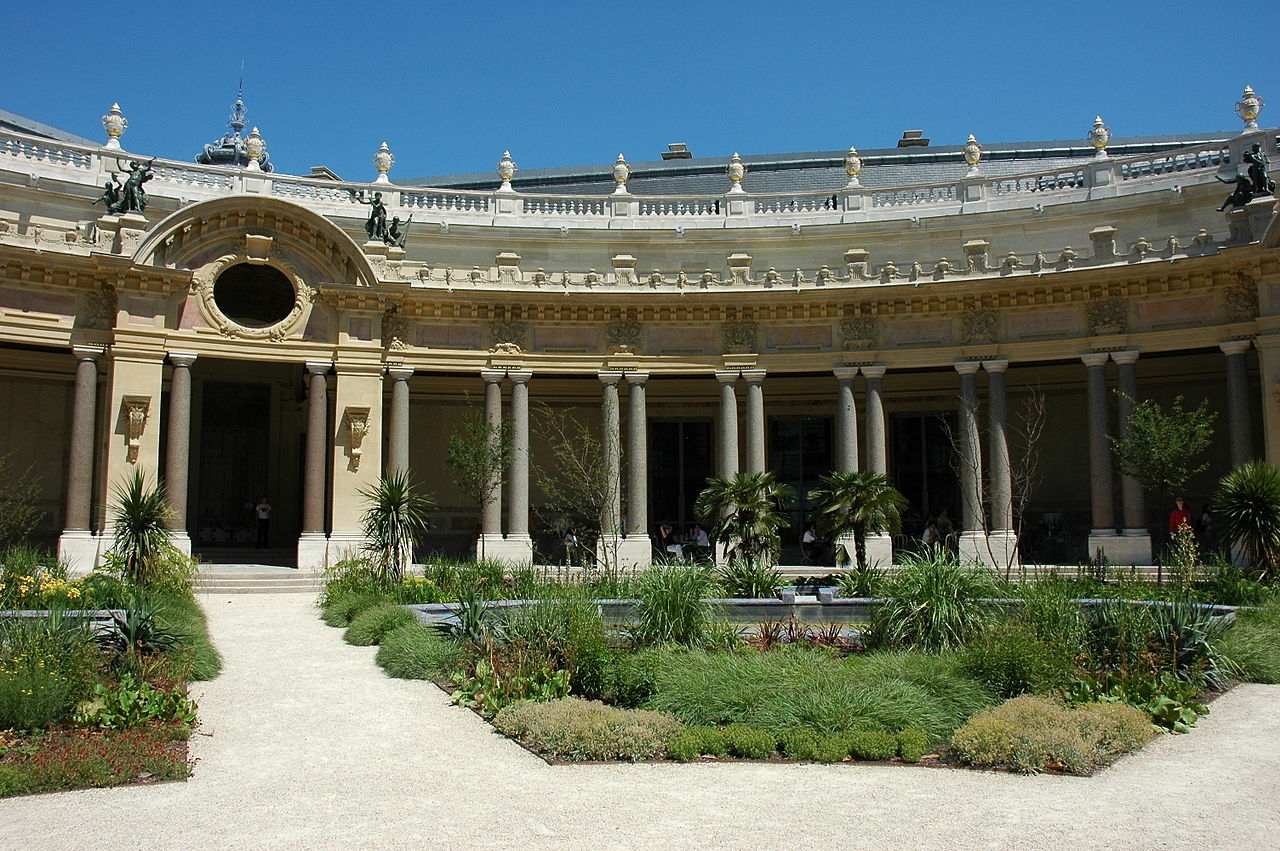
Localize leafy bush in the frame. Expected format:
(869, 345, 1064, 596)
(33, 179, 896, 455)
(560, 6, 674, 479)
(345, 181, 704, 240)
(1215, 460, 1280, 579)
(846, 729, 898, 761)
(722, 724, 776, 758)
(895, 726, 930, 762)
(1016, 577, 1089, 646)
(1148, 601, 1228, 689)
(73, 672, 197, 729)
(870, 552, 1001, 651)
(492, 697, 680, 761)
(961, 620, 1077, 699)
(716, 560, 781, 599)
(779, 728, 820, 760)
(322, 588, 391, 628)
(452, 654, 571, 716)
(75, 573, 129, 610)
(951, 695, 1153, 774)
(0, 615, 100, 730)
(665, 727, 705, 762)
(837, 562, 884, 598)
(597, 648, 663, 708)
(813, 734, 852, 763)
(631, 563, 716, 647)
(1066, 672, 1209, 734)
(344, 603, 417, 646)
(0, 547, 79, 610)
(1216, 595, 1280, 683)
(375, 623, 467, 680)
(150, 589, 222, 682)
(495, 589, 612, 698)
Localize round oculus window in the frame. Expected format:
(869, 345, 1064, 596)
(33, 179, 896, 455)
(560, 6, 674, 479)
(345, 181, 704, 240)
(212, 263, 296, 328)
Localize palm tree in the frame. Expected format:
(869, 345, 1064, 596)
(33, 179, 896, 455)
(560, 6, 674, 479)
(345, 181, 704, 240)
(360, 470, 435, 584)
(1215, 460, 1280, 580)
(694, 472, 794, 567)
(109, 468, 175, 587)
(808, 470, 907, 570)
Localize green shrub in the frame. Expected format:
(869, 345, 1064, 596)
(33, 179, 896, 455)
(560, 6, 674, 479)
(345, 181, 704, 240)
(322, 589, 390, 628)
(961, 620, 1076, 699)
(681, 725, 729, 757)
(950, 695, 1153, 774)
(665, 728, 704, 761)
(0, 615, 100, 730)
(723, 724, 776, 759)
(1016, 577, 1089, 646)
(73, 672, 197, 728)
(598, 648, 663, 708)
(716, 560, 781, 599)
(837, 562, 884, 599)
(1217, 596, 1280, 683)
(631, 563, 716, 647)
(779, 728, 820, 760)
(344, 603, 417, 646)
(0, 547, 76, 609)
(813, 734, 851, 763)
(452, 655, 571, 716)
(492, 697, 680, 761)
(75, 573, 129, 609)
(846, 729, 898, 761)
(1148, 601, 1229, 689)
(871, 552, 1000, 651)
(1215, 460, 1280, 578)
(495, 589, 612, 699)
(375, 623, 467, 680)
(895, 726, 930, 762)
(152, 589, 222, 682)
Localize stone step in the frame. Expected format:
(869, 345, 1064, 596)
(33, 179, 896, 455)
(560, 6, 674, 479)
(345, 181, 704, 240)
(196, 565, 324, 595)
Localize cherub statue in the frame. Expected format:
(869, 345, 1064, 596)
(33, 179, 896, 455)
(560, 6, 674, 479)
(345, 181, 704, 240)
(92, 175, 122, 212)
(384, 214, 412, 248)
(1216, 174, 1254, 211)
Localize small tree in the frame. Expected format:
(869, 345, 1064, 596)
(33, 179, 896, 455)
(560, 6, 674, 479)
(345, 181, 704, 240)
(530, 403, 608, 558)
(359, 470, 434, 584)
(694, 472, 794, 568)
(0, 453, 43, 549)
(1109, 394, 1216, 499)
(808, 470, 907, 570)
(445, 406, 512, 558)
(108, 469, 175, 587)
(1215, 460, 1280, 580)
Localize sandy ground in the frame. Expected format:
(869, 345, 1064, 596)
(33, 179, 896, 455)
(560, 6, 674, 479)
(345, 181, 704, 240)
(1, 591, 1277, 850)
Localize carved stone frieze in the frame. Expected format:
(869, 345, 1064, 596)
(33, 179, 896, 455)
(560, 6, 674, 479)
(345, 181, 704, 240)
(606, 319, 642, 352)
(382, 306, 409, 350)
(961, 308, 999, 345)
(1086, 296, 1129, 336)
(81, 284, 118, 330)
(489, 318, 527, 350)
(722, 319, 758, 354)
(1225, 274, 1259, 322)
(840, 316, 878, 350)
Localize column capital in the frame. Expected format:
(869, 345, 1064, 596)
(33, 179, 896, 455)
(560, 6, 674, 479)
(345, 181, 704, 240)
(741, 368, 767, 383)
(72, 344, 105, 362)
(507, 369, 533, 384)
(954, 360, 982, 375)
(480, 368, 506, 384)
(860, 364, 886, 379)
(386, 365, 414, 381)
(1219, 339, 1252, 356)
(1081, 351, 1110, 368)
(624, 370, 650, 385)
(833, 366, 859, 381)
(982, 358, 1009, 373)
(714, 369, 740, 385)
(1110, 349, 1140, 366)
(598, 370, 623, 386)
(167, 351, 199, 368)
(305, 360, 333, 376)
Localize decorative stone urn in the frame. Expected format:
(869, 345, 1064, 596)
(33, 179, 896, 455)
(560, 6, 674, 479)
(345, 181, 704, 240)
(611, 153, 632, 193)
(963, 134, 982, 175)
(726, 152, 747, 193)
(1089, 116, 1111, 158)
(497, 150, 518, 191)
(844, 146, 863, 187)
(374, 141, 394, 184)
(101, 103, 127, 150)
(1236, 85, 1262, 131)
(245, 127, 266, 170)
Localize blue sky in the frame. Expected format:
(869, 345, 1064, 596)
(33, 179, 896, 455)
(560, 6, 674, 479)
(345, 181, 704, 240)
(4, 1, 1277, 182)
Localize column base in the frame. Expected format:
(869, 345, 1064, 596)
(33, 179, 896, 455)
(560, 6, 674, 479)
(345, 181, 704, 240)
(958, 530, 995, 568)
(1087, 531, 1153, 568)
(297, 532, 330, 573)
(476, 534, 532, 567)
(170, 532, 192, 559)
(58, 530, 104, 578)
(835, 533, 894, 570)
(327, 532, 371, 566)
(983, 530, 1019, 571)
(598, 534, 653, 571)
(1113, 530, 1153, 567)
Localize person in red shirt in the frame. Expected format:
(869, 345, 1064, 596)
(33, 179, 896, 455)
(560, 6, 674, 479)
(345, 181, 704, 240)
(1168, 496, 1192, 536)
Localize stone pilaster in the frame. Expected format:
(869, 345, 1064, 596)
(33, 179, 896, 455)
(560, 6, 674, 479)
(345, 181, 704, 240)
(862, 365, 887, 476)
(983, 359, 1016, 566)
(833, 367, 859, 473)
(58, 345, 105, 575)
(1221, 340, 1254, 466)
(1083, 352, 1120, 561)
(598, 371, 623, 566)
(507, 370, 533, 547)
(164, 352, 198, 553)
(478, 369, 506, 559)
(328, 363, 384, 563)
(298, 361, 332, 572)
(387, 366, 413, 476)
(715, 370, 740, 478)
(743, 369, 767, 475)
(1110, 351, 1152, 562)
(620, 372, 653, 570)
(955, 361, 987, 564)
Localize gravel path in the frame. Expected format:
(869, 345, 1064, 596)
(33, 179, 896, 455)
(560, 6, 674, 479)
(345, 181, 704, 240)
(1, 592, 1277, 849)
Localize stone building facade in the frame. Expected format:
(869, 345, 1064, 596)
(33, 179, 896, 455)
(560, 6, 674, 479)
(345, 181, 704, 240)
(0, 97, 1276, 572)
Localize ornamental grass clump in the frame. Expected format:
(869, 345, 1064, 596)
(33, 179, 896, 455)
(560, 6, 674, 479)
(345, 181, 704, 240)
(631, 563, 716, 647)
(492, 697, 680, 762)
(344, 602, 417, 647)
(950, 694, 1153, 774)
(375, 622, 467, 681)
(1215, 593, 1280, 684)
(871, 552, 1002, 652)
(961, 620, 1078, 699)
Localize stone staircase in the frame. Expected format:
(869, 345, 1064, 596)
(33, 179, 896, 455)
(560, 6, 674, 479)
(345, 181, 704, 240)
(196, 564, 325, 595)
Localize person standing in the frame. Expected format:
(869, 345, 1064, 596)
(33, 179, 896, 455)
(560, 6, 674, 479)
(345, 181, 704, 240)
(255, 496, 272, 548)
(1168, 496, 1192, 537)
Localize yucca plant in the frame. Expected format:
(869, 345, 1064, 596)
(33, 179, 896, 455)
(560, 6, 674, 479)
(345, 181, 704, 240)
(360, 470, 434, 584)
(808, 470, 907, 570)
(694, 472, 794, 568)
(108, 469, 175, 587)
(1215, 460, 1280, 580)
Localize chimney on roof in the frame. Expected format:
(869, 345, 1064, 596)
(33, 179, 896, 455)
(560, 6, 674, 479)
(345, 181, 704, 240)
(307, 165, 343, 181)
(897, 130, 929, 148)
(661, 143, 692, 160)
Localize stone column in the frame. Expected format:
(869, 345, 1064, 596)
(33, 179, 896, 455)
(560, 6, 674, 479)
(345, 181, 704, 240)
(599, 372, 623, 565)
(507, 370, 532, 543)
(58, 345, 104, 574)
(387, 366, 413, 476)
(715, 370, 740, 478)
(955, 361, 987, 564)
(619, 371, 653, 570)
(1106, 351, 1152, 565)
(983, 359, 1015, 566)
(862, 365, 887, 475)
(479, 369, 506, 554)
(743, 369, 767, 475)
(1221, 340, 1254, 466)
(298, 361, 332, 571)
(164, 352, 198, 551)
(1083, 352, 1119, 559)
(833, 367, 859, 473)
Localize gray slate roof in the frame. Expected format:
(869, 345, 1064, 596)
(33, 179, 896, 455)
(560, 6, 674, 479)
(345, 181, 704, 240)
(398, 132, 1237, 196)
(0, 109, 98, 147)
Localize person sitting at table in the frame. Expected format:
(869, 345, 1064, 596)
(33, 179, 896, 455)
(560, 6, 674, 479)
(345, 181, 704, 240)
(658, 522, 683, 559)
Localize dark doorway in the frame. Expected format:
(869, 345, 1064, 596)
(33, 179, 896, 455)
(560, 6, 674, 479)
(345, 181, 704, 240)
(196, 382, 272, 547)
(770, 416, 832, 563)
(890, 412, 960, 541)
(649, 420, 713, 535)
